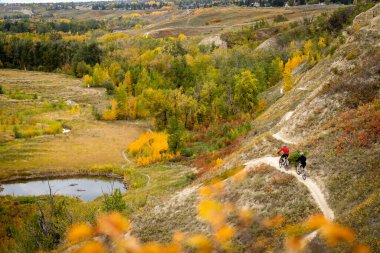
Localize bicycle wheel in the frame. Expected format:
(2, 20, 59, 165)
(302, 171, 307, 180)
(296, 165, 302, 175)
(279, 158, 283, 168)
(285, 160, 289, 169)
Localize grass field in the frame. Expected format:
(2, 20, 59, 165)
(0, 70, 148, 180)
(135, 5, 342, 38)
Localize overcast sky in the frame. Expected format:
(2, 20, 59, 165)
(0, 0, 113, 3)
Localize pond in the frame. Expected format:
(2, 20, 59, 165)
(0, 177, 126, 201)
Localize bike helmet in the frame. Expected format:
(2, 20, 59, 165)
(300, 152, 304, 155)
(283, 144, 287, 147)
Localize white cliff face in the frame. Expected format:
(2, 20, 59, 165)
(198, 35, 227, 48)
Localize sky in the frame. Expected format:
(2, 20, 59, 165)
(0, 0, 114, 3)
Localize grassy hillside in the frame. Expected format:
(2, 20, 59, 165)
(136, 5, 341, 38)
(126, 4, 380, 252)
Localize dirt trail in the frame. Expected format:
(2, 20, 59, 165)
(272, 132, 297, 144)
(243, 121, 335, 244)
(244, 156, 334, 220)
(121, 150, 151, 187)
(272, 111, 297, 144)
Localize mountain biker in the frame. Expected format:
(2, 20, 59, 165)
(297, 152, 307, 169)
(278, 144, 289, 162)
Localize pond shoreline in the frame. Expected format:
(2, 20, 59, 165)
(0, 171, 124, 184)
(0, 174, 128, 201)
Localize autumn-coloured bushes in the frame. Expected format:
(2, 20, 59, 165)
(331, 103, 380, 152)
(63, 171, 370, 253)
(13, 121, 63, 139)
(328, 50, 380, 108)
(271, 172, 294, 186)
(127, 131, 177, 165)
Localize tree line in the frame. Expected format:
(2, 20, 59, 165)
(0, 19, 103, 34)
(0, 33, 101, 72)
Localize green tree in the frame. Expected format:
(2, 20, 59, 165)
(168, 117, 185, 153)
(114, 83, 128, 119)
(268, 57, 283, 87)
(234, 70, 259, 113)
(109, 62, 124, 86)
(169, 56, 193, 90)
(135, 68, 150, 96)
(102, 188, 126, 212)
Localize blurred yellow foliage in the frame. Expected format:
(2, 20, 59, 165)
(262, 214, 284, 228)
(67, 223, 93, 243)
(72, 241, 106, 253)
(305, 214, 355, 246)
(285, 236, 303, 252)
(186, 234, 212, 252)
(321, 223, 355, 246)
(64, 163, 370, 253)
(305, 214, 329, 230)
(178, 34, 186, 40)
(238, 207, 255, 226)
(197, 199, 225, 227)
(214, 225, 235, 243)
(96, 212, 130, 239)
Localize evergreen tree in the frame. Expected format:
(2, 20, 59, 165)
(167, 117, 184, 153)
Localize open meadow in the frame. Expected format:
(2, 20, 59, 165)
(0, 70, 148, 179)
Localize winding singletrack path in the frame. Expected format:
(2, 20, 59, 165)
(244, 156, 334, 220)
(272, 111, 298, 145)
(121, 150, 151, 187)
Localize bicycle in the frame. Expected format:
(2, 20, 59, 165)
(279, 156, 289, 169)
(296, 163, 307, 180)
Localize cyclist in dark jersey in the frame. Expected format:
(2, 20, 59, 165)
(297, 152, 307, 168)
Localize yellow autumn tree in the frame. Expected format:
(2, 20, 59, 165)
(127, 131, 177, 165)
(123, 71, 133, 95)
(282, 55, 303, 92)
(83, 74, 93, 87)
(108, 62, 123, 86)
(290, 40, 302, 57)
(102, 99, 117, 121)
(303, 40, 313, 60)
(283, 67, 293, 92)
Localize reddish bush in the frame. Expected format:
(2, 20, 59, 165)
(332, 103, 380, 152)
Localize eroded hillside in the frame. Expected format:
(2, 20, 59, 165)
(130, 4, 380, 252)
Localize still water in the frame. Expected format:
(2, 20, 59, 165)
(0, 177, 126, 201)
